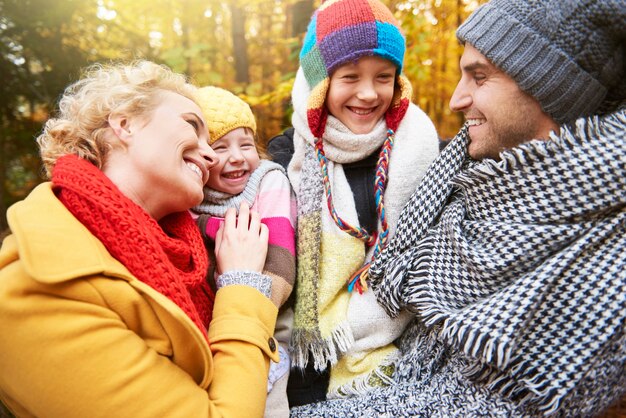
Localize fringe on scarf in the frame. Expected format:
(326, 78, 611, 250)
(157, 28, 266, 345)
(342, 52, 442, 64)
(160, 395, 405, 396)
(327, 352, 399, 399)
(437, 210, 626, 414)
(290, 322, 355, 371)
(380, 237, 436, 318)
(463, 359, 563, 414)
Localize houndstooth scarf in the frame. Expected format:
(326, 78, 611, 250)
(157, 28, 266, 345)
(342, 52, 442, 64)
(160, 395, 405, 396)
(369, 107, 626, 413)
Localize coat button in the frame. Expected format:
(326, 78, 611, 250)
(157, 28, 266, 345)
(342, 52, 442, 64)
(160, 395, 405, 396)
(268, 337, 277, 352)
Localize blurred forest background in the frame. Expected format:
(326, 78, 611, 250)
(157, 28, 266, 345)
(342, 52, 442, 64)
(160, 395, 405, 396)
(0, 0, 487, 233)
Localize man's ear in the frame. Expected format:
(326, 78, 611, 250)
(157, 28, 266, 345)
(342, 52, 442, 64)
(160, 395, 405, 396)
(108, 114, 133, 144)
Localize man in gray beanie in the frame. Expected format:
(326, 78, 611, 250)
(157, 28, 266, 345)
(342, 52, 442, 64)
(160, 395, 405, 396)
(457, 0, 625, 125)
(451, 0, 625, 160)
(289, 0, 625, 416)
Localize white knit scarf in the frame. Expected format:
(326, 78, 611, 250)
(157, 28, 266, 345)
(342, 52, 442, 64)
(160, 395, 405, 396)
(370, 107, 626, 413)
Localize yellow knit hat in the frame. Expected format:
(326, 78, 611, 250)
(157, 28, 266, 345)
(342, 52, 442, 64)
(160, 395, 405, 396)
(195, 86, 257, 144)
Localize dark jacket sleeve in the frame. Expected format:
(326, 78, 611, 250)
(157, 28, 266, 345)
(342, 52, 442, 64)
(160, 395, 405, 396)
(267, 128, 295, 171)
(267, 127, 378, 232)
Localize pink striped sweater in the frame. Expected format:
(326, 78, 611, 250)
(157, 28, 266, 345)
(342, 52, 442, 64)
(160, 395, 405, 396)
(193, 161, 296, 307)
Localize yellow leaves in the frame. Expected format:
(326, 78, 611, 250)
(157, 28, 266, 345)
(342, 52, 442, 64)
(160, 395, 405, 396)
(9, 0, 489, 153)
(396, 0, 487, 138)
(241, 77, 295, 107)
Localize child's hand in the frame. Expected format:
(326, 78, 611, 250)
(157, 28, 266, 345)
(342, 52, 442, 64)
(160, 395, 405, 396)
(214, 202, 269, 274)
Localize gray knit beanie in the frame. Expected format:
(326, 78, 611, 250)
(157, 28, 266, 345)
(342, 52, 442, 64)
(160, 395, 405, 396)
(457, 0, 625, 124)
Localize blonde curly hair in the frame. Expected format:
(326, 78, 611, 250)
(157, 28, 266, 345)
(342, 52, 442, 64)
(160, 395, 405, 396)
(37, 60, 198, 177)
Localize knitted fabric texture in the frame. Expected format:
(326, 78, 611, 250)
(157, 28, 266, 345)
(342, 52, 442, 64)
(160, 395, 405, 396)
(195, 86, 256, 144)
(52, 154, 213, 335)
(193, 160, 282, 217)
(216, 271, 271, 299)
(369, 107, 626, 413)
(290, 319, 626, 417)
(299, 0, 407, 138)
(457, 0, 626, 124)
(193, 160, 296, 309)
(288, 67, 439, 397)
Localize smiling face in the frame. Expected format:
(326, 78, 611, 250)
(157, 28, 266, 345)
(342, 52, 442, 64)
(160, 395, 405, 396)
(104, 90, 217, 219)
(206, 127, 260, 195)
(326, 55, 396, 134)
(449, 44, 559, 160)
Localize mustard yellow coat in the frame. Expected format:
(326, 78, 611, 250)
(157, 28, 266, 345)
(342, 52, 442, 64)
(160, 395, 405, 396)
(0, 183, 279, 418)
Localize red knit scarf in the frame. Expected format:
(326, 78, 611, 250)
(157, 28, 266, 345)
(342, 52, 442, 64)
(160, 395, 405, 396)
(52, 154, 213, 336)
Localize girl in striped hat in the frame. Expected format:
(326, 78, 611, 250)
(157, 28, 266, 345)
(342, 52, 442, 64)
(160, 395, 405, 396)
(267, 0, 439, 406)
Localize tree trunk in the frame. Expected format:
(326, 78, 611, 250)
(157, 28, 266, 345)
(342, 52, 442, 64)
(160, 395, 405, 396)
(0, 117, 9, 234)
(290, 0, 314, 37)
(181, 3, 193, 77)
(230, 3, 249, 83)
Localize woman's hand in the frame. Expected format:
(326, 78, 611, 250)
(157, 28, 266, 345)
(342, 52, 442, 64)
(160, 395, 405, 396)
(214, 202, 269, 274)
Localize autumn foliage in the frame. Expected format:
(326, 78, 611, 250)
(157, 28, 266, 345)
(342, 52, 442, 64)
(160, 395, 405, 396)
(0, 0, 487, 231)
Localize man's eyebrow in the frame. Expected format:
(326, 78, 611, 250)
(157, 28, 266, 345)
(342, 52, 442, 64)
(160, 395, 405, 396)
(462, 61, 493, 73)
(182, 112, 206, 135)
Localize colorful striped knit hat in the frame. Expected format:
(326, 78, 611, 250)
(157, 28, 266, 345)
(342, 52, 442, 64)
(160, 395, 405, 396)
(299, 0, 411, 138)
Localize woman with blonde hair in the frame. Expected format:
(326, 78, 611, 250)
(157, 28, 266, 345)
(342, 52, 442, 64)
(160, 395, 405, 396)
(0, 60, 283, 417)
